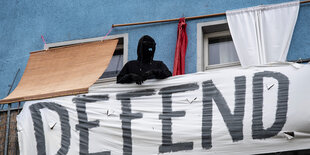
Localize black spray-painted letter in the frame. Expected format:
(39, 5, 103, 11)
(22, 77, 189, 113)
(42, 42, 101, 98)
(29, 102, 71, 155)
(252, 71, 289, 139)
(158, 83, 199, 153)
(202, 76, 246, 149)
(116, 89, 156, 155)
(73, 95, 111, 155)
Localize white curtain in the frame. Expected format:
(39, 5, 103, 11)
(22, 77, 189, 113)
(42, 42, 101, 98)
(226, 1, 299, 67)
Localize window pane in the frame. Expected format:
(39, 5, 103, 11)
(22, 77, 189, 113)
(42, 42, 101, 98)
(105, 55, 123, 72)
(100, 55, 123, 78)
(208, 36, 239, 65)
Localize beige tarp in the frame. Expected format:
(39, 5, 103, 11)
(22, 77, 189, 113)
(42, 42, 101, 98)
(0, 39, 118, 104)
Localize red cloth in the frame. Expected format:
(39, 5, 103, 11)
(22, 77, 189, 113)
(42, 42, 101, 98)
(173, 17, 188, 76)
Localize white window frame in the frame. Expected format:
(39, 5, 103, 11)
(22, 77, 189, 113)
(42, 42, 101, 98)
(44, 33, 128, 65)
(44, 33, 128, 83)
(197, 20, 240, 72)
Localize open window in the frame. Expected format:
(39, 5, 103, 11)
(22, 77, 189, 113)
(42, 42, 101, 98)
(197, 20, 240, 71)
(46, 34, 128, 85)
(99, 38, 124, 79)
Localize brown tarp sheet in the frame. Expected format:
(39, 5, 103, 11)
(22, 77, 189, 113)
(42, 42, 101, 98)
(0, 39, 118, 104)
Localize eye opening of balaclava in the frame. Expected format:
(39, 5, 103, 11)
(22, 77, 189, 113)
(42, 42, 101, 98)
(137, 35, 156, 63)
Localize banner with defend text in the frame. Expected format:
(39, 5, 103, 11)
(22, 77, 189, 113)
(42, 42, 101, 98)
(17, 63, 310, 155)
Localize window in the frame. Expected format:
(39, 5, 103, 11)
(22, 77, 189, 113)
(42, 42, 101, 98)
(197, 20, 239, 71)
(45, 33, 128, 83)
(99, 38, 124, 79)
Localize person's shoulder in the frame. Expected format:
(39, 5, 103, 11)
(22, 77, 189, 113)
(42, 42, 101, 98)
(127, 60, 138, 63)
(152, 60, 164, 64)
(152, 60, 167, 66)
(124, 60, 139, 65)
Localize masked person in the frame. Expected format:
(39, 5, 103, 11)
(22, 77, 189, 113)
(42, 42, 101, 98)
(117, 35, 172, 84)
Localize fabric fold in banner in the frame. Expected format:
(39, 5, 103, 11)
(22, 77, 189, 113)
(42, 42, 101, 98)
(0, 39, 119, 104)
(226, 1, 299, 67)
(173, 17, 188, 76)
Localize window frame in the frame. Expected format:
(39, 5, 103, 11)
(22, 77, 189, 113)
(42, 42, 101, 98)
(45, 33, 128, 83)
(45, 33, 128, 66)
(197, 20, 240, 72)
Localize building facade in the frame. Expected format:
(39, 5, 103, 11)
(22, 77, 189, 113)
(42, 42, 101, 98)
(1, 0, 310, 99)
(1, 1, 310, 154)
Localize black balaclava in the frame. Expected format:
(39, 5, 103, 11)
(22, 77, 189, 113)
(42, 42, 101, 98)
(137, 35, 156, 63)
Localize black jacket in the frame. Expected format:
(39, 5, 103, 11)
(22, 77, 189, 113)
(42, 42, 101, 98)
(117, 35, 172, 84)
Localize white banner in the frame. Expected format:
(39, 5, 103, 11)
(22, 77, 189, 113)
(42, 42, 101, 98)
(17, 63, 310, 155)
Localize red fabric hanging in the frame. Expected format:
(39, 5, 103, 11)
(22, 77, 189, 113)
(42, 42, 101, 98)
(173, 17, 188, 76)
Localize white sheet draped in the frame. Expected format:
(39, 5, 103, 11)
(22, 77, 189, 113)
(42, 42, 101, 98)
(226, 1, 299, 67)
